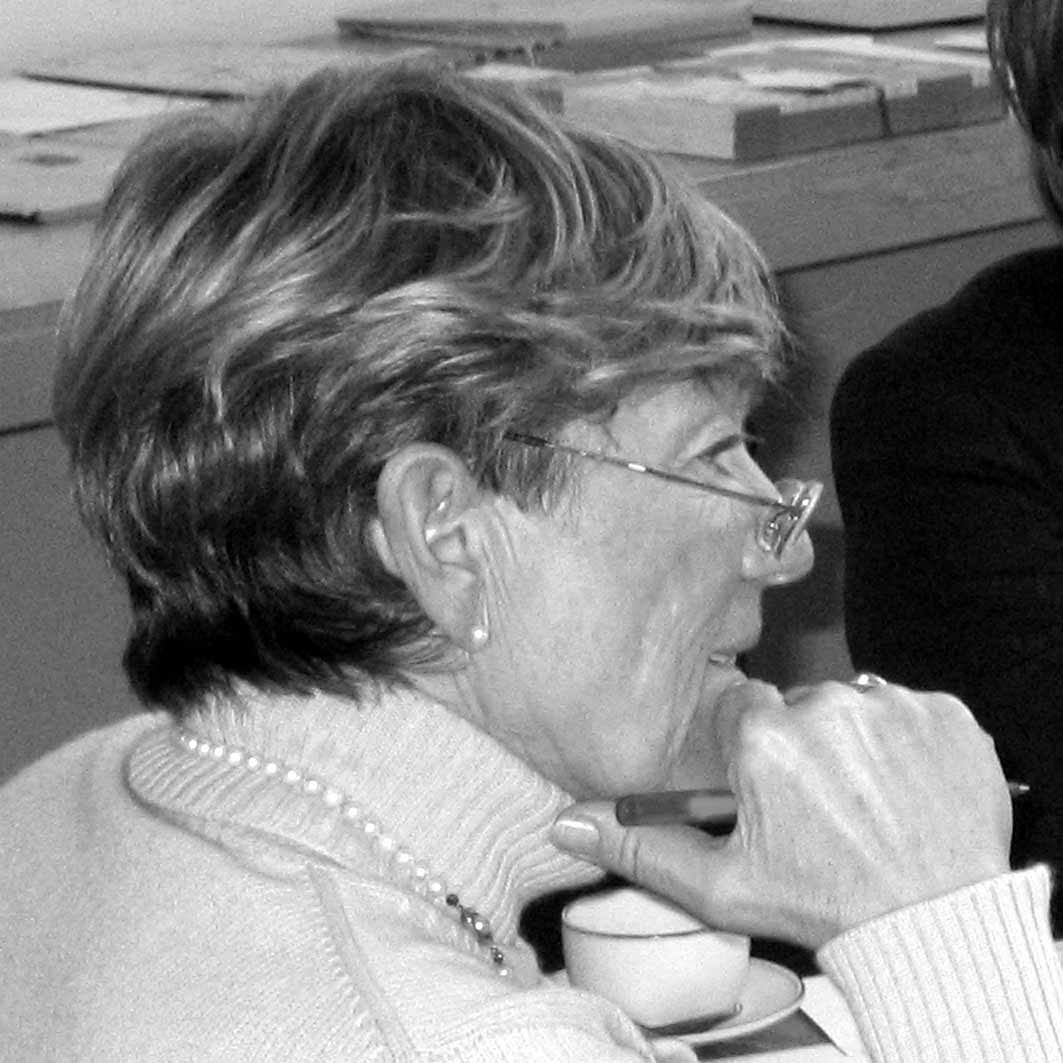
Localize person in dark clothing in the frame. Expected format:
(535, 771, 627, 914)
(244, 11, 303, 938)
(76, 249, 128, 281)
(831, 0, 1063, 930)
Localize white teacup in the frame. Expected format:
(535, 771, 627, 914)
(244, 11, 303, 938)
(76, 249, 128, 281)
(562, 887, 750, 1030)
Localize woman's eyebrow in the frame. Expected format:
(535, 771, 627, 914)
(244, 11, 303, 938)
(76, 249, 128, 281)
(699, 432, 751, 459)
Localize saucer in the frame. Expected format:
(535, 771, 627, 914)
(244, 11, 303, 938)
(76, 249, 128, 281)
(648, 958, 804, 1047)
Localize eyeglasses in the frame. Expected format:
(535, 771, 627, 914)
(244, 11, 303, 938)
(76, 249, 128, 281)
(504, 431, 822, 558)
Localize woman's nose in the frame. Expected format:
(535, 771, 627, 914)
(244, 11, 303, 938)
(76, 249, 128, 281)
(743, 523, 815, 584)
(735, 457, 818, 584)
(768, 526, 815, 585)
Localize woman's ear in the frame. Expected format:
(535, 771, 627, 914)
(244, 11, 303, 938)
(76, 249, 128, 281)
(370, 444, 488, 651)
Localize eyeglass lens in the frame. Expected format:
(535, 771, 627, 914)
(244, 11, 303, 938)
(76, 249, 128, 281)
(758, 478, 823, 557)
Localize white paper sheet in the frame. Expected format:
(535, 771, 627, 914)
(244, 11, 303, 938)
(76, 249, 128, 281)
(799, 976, 867, 1058)
(0, 77, 196, 136)
(934, 28, 989, 52)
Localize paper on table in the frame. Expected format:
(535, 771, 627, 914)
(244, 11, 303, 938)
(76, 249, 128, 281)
(818, 36, 992, 71)
(799, 976, 867, 1058)
(0, 139, 127, 222)
(710, 32, 875, 54)
(0, 139, 127, 223)
(934, 28, 989, 52)
(735, 68, 866, 91)
(22, 42, 448, 100)
(712, 33, 992, 72)
(0, 77, 197, 137)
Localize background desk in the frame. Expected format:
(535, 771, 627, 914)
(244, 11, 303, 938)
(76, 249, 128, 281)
(0, 103, 1055, 781)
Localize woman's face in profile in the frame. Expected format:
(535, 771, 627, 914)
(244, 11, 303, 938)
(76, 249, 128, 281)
(470, 382, 813, 800)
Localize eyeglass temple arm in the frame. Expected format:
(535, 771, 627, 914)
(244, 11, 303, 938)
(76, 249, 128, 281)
(504, 432, 802, 514)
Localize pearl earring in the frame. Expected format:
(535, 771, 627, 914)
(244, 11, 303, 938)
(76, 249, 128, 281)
(469, 625, 489, 650)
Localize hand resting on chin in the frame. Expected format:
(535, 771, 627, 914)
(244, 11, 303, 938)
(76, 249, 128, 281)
(551, 678, 1013, 950)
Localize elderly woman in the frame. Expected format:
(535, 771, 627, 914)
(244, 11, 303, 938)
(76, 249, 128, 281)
(0, 66, 1058, 1062)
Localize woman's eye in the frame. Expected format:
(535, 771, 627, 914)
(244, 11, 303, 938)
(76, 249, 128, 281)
(696, 432, 755, 472)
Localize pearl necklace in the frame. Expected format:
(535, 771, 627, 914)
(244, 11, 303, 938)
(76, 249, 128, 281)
(176, 729, 509, 976)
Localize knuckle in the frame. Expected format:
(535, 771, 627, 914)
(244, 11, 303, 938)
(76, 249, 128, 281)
(732, 708, 774, 754)
(616, 829, 651, 883)
(913, 686, 967, 714)
(826, 678, 867, 701)
(733, 711, 794, 773)
(918, 689, 980, 734)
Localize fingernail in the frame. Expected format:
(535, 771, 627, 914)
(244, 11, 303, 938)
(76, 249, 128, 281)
(551, 814, 600, 855)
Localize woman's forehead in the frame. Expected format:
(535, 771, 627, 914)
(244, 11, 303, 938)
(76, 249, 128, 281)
(612, 380, 752, 435)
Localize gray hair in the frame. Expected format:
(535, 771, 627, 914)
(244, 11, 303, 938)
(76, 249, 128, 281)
(54, 65, 788, 710)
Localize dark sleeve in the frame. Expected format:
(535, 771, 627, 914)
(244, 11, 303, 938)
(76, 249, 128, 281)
(831, 354, 1063, 890)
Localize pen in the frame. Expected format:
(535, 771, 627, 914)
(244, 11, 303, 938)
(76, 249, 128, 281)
(615, 781, 1032, 828)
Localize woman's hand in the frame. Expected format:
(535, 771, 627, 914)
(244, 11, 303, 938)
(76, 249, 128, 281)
(551, 678, 1013, 950)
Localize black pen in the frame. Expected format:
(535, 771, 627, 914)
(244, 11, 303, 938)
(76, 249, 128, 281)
(615, 781, 1032, 828)
(615, 789, 737, 828)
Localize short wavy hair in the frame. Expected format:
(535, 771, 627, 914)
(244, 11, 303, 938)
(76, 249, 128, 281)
(54, 65, 787, 711)
(988, 0, 1063, 224)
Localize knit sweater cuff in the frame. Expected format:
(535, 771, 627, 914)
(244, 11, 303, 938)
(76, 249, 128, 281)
(816, 866, 1063, 1063)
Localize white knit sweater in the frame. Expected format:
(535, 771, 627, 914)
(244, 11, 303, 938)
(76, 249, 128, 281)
(0, 685, 1060, 1062)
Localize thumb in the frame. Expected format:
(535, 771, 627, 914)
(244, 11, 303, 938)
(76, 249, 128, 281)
(551, 801, 738, 930)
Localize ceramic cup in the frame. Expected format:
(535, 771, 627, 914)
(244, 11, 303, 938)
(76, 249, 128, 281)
(561, 887, 750, 1030)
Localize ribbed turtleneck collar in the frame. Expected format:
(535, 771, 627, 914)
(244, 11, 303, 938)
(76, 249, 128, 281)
(126, 684, 602, 943)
